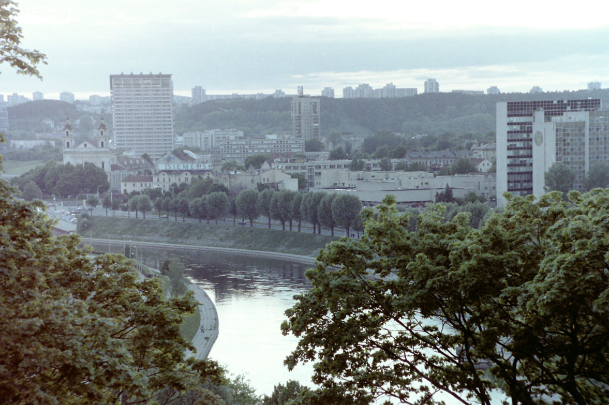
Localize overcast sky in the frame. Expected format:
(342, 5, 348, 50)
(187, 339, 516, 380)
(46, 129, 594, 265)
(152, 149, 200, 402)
(2, 0, 609, 99)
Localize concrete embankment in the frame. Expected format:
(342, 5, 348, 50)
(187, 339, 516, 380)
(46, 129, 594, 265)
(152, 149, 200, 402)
(185, 284, 219, 360)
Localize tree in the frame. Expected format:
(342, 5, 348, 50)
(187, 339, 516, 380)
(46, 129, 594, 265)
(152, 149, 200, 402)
(128, 195, 139, 219)
(326, 131, 343, 149)
(584, 161, 609, 191)
(207, 192, 229, 224)
(189, 197, 205, 223)
(163, 196, 172, 221)
(262, 380, 308, 405)
(137, 194, 152, 220)
(177, 197, 190, 222)
(544, 162, 575, 195)
(318, 192, 337, 236)
(301, 192, 324, 234)
(229, 198, 238, 225)
(290, 173, 308, 190)
(435, 184, 455, 203)
(244, 154, 271, 170)
(0, 151, 224, 403)
(86, 194, 99, 212)
(283, 192, 609, 405)
(350, 156, 365, 171)
(305, 138, 324, 152)
(390, 145, 407, 159)
(256, 189, 274, 229)
(270, 189, 294, 231)
(329, 147, 347, 160)
(330, 194, 361, 237)
(111, 197, 120, 217)
(291, 192, 304, 232)
(379, 157, 392, 171)
(167, 259, 188, 297)
(236, 189, 259, 227)
(101, 193, 112, 217)
(22, 180, 41, 201)
(154, 196, 164, 219)
(450, 157, 478, 174)
(0, 0, 47, 79)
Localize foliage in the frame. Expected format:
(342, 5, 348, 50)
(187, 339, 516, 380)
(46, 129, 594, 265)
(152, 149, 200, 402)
(271, 189, 295, 231)
(283, 191, 609, 405)
(544, 162, 575, 195)
(86, 194, 99, 210)
(0, 161, 223, 403)
(362, 130, 404, 154)
(435, 184, 455, 203)
(330, 194, 362, 237)
(328, 147, 347, 160)
(256, 188, 275, 228)
(301, 192, 324, 234)
(0, 142, 62, 162)
(0, 0, 47, 78)
(137, 194, 152, 219)
(244, 154, 271, 170)
(168, 259, 188, 297)
(236, 189, 259, 226)
(326, 131, 343, 149)
(291, 173, 308, 190)
(22, 179, 41, 200)
(584, 161, 609, 191)
(101, 193, 112, 216)
(305, 139, 324, 152)
(262, 380, 308, 405)
(206, 191, 229, 224)
(318, 192, 337, 236)
(450, 157, 478, 174)
(379, 157, 392, 171)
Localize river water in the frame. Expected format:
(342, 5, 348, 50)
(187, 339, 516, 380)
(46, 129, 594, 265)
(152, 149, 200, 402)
(169, 249, 316, 396)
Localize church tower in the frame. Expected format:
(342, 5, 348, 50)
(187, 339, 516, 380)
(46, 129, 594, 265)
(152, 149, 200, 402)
(63, 117, 75, 150)
(97, 117, 110, 149)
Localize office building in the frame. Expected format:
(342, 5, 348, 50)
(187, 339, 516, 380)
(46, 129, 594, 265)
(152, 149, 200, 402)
(496, 99, 605, 206)
(192, 86, 205, 102)
(291, 86, 320, 140)
(183, 128, 244, 151)
(60, 92, 75, 103)
(33, 91, 43, 101)
(424, 79, 439, 93)
(110, 73, 174, 159)
(588, 82, 601, 91)
(321, 87, 335, 98)
(212, 135, 305, 161)
(487, 86, 500, 95)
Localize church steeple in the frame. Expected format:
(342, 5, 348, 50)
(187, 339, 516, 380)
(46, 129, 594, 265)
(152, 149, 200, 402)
(97, 117, 110, 149)
(63, 116, 75, 150)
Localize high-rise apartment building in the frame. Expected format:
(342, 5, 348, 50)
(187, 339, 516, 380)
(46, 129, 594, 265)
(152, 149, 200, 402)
(33, 91, 43, 101)
(321, 87, 335, 98)
(0, 102, 8, 134)
(424, 79, 439, 93)
(7, 93, 28, 107)
(487, 86, 500, 95)
(343, 86, 355, 99)
(60, 92, 75, 103)
(291, 86, 320, 140)
(588, 81, 601, 91)
(110, 73, 174, 159)
(192, 86, 206, 102)
(496, 99, 605, 206)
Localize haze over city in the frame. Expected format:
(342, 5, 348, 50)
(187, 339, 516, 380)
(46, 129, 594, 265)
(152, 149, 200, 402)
(3, 0, 609, 98)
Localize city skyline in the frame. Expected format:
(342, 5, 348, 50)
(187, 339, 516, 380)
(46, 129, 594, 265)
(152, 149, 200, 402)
(1, 0, 608, 97)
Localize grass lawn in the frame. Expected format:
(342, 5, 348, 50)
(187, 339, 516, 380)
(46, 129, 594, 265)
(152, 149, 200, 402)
(2, 160, 45, 175)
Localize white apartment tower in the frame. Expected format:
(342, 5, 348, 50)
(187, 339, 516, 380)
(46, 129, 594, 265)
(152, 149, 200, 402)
(588, 82, 601, 91)
(192, 86, 206, 102)
(291, 87, 320, 140)
(60, 92, 75, 103)
(321, 87, 335, 98)
(110, 73, 174, 159)
(496, 99, 605, 207)
(424, 79, 439, 93)
(33, 91, 43, 101)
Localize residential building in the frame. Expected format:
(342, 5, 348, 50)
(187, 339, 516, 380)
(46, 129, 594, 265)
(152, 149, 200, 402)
(121, 175, 153, 194)
(355, 83, 374, 98)
(0, 102, 8, 133)
(487, 86, 500, 95)
(529, 86, 543, 94)
(321, 87, 335, 98)
(33, 91, 43, 101)
(60, 92, 75, 103)
(424, 79, 440, 93)
(272, 89, 286, 98)
(396, 88, 417, 97)
(110, 73, 174, 159)
(192, 86, 206, 102)
(343, 86, 355, 99)
(291, 87, 320, 140)
(404, 150, 474, 171)
(496, 99, 605, 206)
(109, 157, 154, 191)
(89, 95, 111, 106)
(233, 162, 297, 192)
(471, 142, 496, 160)
(183, 128, 244, 151)
(7, 93, 28, 106)
(588, 82, 601, 91)
(212, 135, 305, 161)
(153, 170, 214, 193)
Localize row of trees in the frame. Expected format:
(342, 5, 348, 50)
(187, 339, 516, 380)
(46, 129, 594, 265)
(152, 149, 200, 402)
(545, 161, 609, 194)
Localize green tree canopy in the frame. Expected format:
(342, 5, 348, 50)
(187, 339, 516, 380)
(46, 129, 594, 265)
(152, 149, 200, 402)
(137, 194, 152, 219)
(236, 189, 259, 226)
(22, 180, 41, 200)
(330, 194, 362, 237)
(584, 161, 609, 191)
(283, 191, 609, 405)
(244, 154, 271, 170)
(544, 162, 575, 195)
(305, 138, 324, 152)
(206, 191, 229, 224)
(328, 147, 347, 160)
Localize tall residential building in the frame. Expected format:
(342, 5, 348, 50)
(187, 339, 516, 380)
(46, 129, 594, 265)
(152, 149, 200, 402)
(33, 91, 43, 101)
(487, 86, 500, 95)
(424, 79, 439, 93)
(0, 102, 8, 134)
(60, 92, 75, 103)
(343, 86, 355, 99)
(588, 81, 601, 91)
(291, 87, 320, 140)
(321, 87, 335, 98)
(272, 89, 286, 98)
(110, 73, 174, 159)
(529, 86, 543, 94)
(7, 93, 28, 107)
(496, 99, 604, 207)
(355, 83, 374, 98)
(192, 86, 206, 102)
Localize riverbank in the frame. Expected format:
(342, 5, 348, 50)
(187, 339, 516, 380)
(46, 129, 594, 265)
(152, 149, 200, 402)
(81, 217, 339, 257)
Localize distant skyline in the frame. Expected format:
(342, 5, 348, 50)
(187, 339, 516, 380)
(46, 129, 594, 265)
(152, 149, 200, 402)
(2, 0, 608, 97)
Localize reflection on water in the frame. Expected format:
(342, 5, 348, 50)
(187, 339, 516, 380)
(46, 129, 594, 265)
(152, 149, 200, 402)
(160, 249, 315, 396)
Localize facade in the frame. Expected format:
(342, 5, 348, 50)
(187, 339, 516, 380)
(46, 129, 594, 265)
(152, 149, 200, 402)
(321, 87, 335, 98)
(192, 86, 205, 102)
(63, 118, 115, 173)
(7, 93, 28, 106)
(487, 86, 500, 95)
(496, 99, 604, 206)
(471, 142, 496, 160)
(121, 175, 153, 194)
(291, 88, 320, 140)
(405, 150, 474, 170)
(183, 128, 244, 151)
(588, 82, 601, 91)
(60, 92, 75, 103)
(0, 102, 8, 133)
(212, 135, 305, 161)
(33, 91, 43, 101)
(153, 170, 213, 192)
(110, 73, 174, 159)
(424, 79, 440, 93)
(343, 86, 355, 99)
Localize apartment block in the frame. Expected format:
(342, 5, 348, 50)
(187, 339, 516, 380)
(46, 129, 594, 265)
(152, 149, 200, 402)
(588, 82, 601, 91)
(487, 86, 500, 95)
(33, 91, 43, 101)
(110, 73, 174, 159)
(183, 128, 244, 151)
(424, 79, 440, 93)
(212, 135, 304, 161)
(496, 99, 605, 206)
(60, 92, 75, 103)
(291, 87, 320, 140)
(321, 87, 335, 98)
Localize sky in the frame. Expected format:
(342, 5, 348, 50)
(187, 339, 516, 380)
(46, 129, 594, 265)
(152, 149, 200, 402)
(2, 0, 609, 99)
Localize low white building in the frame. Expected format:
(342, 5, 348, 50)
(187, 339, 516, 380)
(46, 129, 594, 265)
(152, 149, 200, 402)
(121, 175, 153, 194)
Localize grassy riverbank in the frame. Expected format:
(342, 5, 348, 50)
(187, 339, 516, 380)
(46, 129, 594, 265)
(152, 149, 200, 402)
(81, 216, 339, 257)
